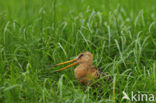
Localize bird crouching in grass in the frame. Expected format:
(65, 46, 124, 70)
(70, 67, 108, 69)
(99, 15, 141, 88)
(51, 51, 112, 85)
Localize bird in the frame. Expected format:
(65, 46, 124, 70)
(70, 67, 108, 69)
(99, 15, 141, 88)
(52, 51, 112, 85)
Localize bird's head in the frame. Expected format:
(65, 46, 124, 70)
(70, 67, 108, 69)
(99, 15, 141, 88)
(51, 51, 93, 72)
(77, 51, 93, 65)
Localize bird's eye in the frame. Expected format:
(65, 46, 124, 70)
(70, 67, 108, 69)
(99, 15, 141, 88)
(79, 54, 84, 58)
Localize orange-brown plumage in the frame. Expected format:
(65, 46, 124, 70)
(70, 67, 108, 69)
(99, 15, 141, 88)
(53, 51, 112, 84)
(74, 52, 99, 84)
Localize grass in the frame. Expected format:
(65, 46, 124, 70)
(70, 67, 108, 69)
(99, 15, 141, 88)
(0, 0, 156, 103)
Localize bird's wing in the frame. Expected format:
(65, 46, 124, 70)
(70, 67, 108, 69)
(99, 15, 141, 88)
(97, 69, 112, 82)
(87, 66, 99, 80)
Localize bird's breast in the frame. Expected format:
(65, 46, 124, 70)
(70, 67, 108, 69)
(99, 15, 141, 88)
(74, 64, 100, 84)
(74, 64, 88, 79)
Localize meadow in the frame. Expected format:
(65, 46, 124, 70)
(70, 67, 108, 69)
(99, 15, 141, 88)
(0, 0, 156, 103)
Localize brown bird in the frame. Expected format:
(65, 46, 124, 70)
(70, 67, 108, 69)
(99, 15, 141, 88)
(52, 51, 112, 85)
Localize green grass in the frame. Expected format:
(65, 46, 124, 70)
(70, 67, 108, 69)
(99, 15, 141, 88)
(0, 0, 156, 103)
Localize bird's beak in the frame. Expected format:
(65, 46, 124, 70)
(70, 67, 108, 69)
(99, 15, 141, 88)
(52, 58, 78, 72)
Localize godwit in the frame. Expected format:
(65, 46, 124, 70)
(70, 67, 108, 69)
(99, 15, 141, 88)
(52, 51, 112, 84)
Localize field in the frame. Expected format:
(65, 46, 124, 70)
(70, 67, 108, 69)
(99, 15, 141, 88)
(0, 0, 156, 103)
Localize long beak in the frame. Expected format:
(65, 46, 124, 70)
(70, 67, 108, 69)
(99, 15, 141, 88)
(52, 58, 78, 72)
(52, 58, 77, 67)
(55, 62, 78, 72)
